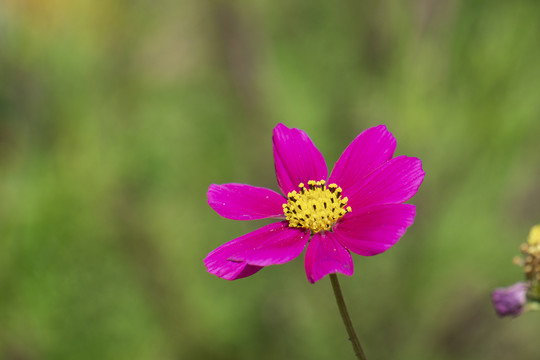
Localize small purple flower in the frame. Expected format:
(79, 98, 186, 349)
(205, 124, 425, 283)
(491, 282, 528, 317)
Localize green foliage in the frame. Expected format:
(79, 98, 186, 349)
(1, 1, 539, 359)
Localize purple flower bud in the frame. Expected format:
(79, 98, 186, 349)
(491, 282, 528, 317)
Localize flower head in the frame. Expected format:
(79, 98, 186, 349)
(491, 282, 528, 317)
(513, 224, 540, 300)
(527, 224, 540, 247)
(205, 124, 425, 283)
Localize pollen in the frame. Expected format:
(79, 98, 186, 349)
(282, 180, 351, 233)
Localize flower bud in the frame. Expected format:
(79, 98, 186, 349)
(491, 282, 528, 317)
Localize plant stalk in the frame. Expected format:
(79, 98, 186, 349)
(330, 274, 367, 360)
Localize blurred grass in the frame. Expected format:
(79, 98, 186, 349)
(1, 0, 540, 359)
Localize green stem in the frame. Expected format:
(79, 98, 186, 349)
(330, 274, 367, 360)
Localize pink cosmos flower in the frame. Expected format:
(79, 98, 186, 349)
(205, 124, 425, 283)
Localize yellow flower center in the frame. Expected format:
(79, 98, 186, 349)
(283, 180, 351, 233)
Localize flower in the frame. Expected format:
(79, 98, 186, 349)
(491, 282, 528, 317)
(204, 124, 425, 283)
(527, 224, 540, 247)
(513, 224, 540, 300)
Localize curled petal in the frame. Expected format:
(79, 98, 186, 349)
(273, 123, 328, 195)
(333, 204, 416, 256)
(208, 183, 286, 220)
(204, 222, 309, 280)
(305, 231, 353, 284)
(205, 260, 263, 281)
(346, 156, 425, 209)
(329, 125, 396, 197)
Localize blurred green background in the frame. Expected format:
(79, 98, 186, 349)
(1, 0, 539, 359)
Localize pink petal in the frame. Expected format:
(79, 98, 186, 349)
(204, 222, 309, 280)
(227, 222, 309, 266)
(346, 156, 425, 210)
(333, 203, 416, 256)
(208, 183, 286, 220)
(205, 259, 263, 281)
(304, 231, 353, 284)
(273, 123, 328, 195)
(329, 125, 396, 197)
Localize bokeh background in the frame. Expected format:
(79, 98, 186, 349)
(1, 0, 539, 359)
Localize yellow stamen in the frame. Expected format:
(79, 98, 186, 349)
(282, 180, 351, 233)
